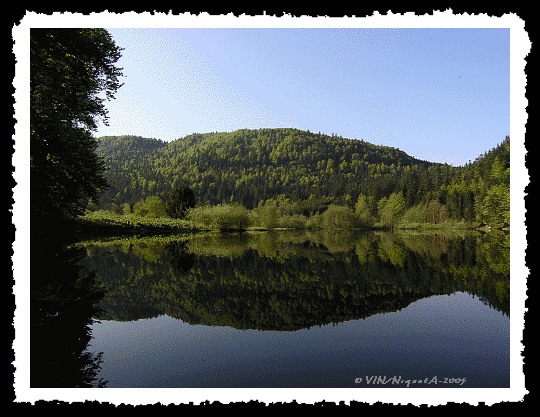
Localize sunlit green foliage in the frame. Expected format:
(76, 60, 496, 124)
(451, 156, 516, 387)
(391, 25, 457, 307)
(186, 203, 252, 230)
(253, 199, 281, 229)
(278, 214, 308, 229)
(91, 130, 509, 231)
(144, 196, 167, 218)
(77, 210, 200, 238)
(321, 204, 358, 229)
(305, 211, 324, 229)
(94, 128, 435, 212)
(355, 193, 375, 228)
(482, 184, 510, 228)
(132, 196, 167, 218)
(378, 192, 406, 228)
(121, 202, 131, 215)
(400, 200, 448, 228)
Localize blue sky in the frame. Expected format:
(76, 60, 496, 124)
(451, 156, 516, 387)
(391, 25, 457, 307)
(95, 27, 509, 166)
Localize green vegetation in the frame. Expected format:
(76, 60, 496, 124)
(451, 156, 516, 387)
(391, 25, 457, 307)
(31, 29, 124, 231)
(74, 210, 200, 240)
(164, 184, 197, 219)
(29, 28, 509, 238)
(30, 29, 125, 387)
(186, 203, 252, 230)
(30, 29, 510, 388)
(91, 129, 510, 234)
(80, 134, 510, 236)
(133, 196, 167, 218)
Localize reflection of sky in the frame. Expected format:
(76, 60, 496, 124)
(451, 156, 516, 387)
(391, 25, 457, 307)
(88, 291, 509, 388)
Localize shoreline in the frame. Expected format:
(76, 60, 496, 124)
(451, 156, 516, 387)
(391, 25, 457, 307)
(70, 213, 508, 243)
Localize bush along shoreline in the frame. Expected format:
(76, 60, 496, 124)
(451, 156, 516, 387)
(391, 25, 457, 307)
(74, 199, 507, 242)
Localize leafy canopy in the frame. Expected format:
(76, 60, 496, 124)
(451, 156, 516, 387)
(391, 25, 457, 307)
(31, 29, 124, 224)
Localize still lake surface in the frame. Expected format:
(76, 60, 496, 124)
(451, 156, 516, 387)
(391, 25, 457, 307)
(32, 229, 510, 388)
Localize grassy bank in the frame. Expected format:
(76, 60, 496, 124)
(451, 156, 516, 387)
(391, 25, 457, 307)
(77, 203, 505, 242)
(74, 211, 203, 240)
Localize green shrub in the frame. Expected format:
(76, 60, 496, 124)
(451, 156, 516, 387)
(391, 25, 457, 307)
(321, 204, 358, 229)
(185, 205, 215, 228)
(306, 211, 323, 229)
(133, 199, 149, 217)
(133, 196, 167, 218)
(399, 201, 448, 228)
(121, 203, 131, 215)
(255, 202, 281, 228)
(145, 196, 167, 218)
(253, 197, 308, 229)
(186, 204, 252, 230)
(278, 214, 307, 229)
(110, 203, 122, 215)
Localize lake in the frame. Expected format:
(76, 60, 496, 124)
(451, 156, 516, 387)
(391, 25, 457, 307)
(30, 229, 510, 388)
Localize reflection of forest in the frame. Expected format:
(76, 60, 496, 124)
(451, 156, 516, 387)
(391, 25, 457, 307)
(77, 230, 510, 331)
(31, 242, 108, 387)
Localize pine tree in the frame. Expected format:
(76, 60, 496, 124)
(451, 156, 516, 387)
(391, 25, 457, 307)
(165, 184, 197, 219)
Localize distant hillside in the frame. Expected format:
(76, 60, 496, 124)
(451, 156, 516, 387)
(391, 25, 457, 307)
(92, 128, 510, 227)
(94, 128, 449, 210)
(95, 135, 168, 167)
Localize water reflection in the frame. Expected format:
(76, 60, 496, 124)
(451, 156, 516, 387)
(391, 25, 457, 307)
(77, 230, 509, 331)
(30, 240, 108, 387)
(32, 229, 509, 387)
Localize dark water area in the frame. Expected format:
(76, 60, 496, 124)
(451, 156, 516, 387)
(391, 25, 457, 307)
(30, 229, 510, 388)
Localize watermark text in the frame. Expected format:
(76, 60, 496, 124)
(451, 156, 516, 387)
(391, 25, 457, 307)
(354, 375, 466, 387)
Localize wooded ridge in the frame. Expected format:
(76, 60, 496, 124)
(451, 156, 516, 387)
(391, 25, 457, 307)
(92, 128, 510, 229)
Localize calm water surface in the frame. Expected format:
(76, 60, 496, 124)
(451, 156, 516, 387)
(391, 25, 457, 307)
(32, 229, 510, 388)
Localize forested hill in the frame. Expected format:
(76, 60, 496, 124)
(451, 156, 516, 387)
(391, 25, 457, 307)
(95, 128, 438, 208)
(95, 135, 168, 167)
(93, 128, 509, 227)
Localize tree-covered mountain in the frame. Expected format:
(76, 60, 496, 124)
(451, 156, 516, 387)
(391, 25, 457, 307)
(92, 128, 509, 228)
(95, 128, 446, 208)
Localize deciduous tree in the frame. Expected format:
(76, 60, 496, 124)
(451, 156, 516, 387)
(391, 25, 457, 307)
(31, 29, 124, 226)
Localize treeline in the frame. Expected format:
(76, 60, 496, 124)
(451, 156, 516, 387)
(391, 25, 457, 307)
(93, 128, 438, 209)
(91, 128, 510, 229)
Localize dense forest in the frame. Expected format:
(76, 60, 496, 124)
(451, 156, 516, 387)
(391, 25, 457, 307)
(91, 128, 510, 229)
